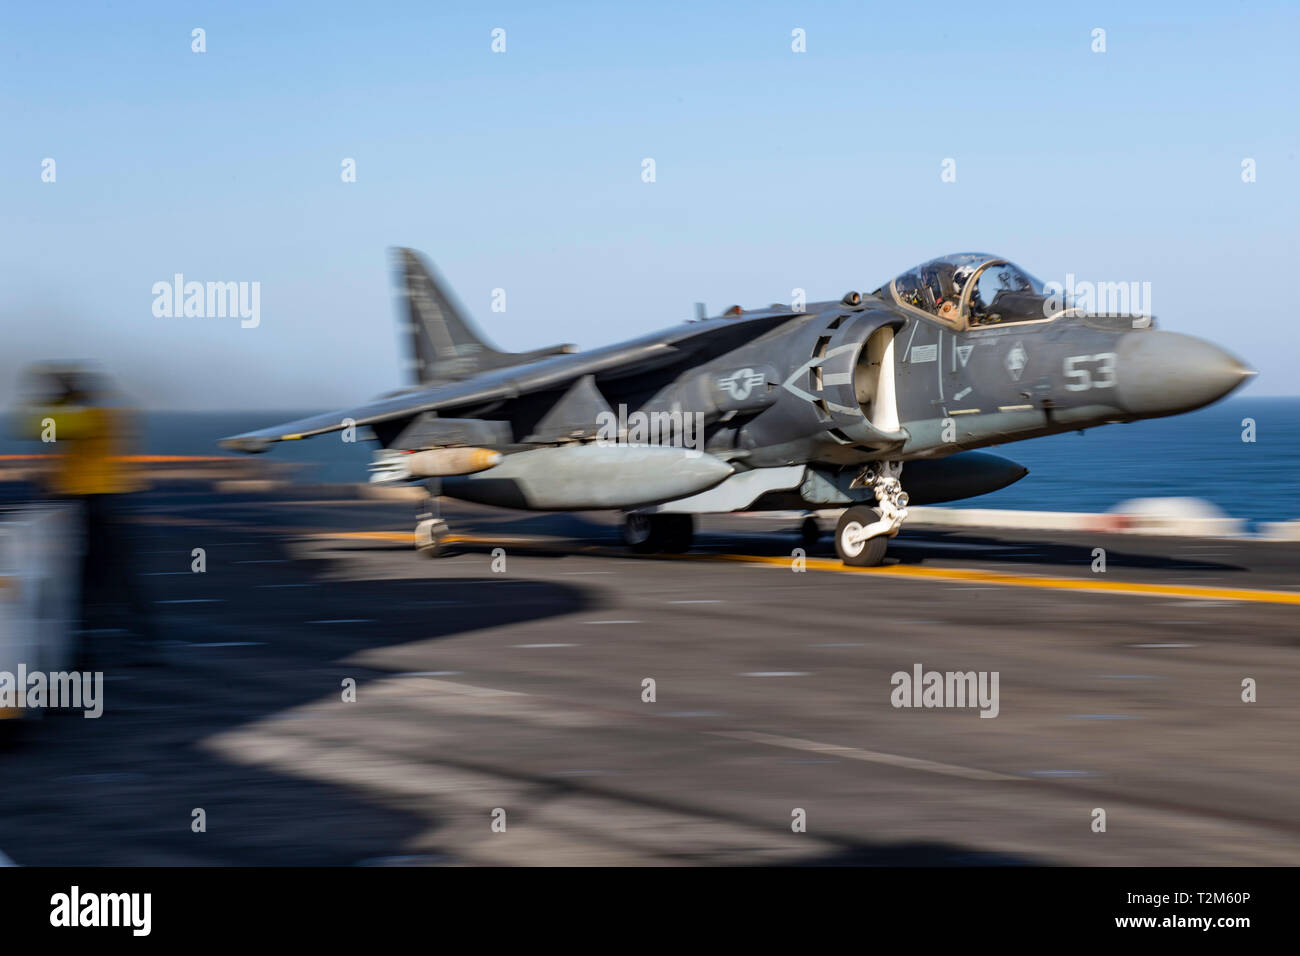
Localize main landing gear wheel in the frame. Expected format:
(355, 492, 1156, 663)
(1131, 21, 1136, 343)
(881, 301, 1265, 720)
(800, 515, 821, 550)
(415, 517, 451, 558)
(835, 506, 889, 567)
(623, 513, 694, 554)
(658, 514, 694, 553)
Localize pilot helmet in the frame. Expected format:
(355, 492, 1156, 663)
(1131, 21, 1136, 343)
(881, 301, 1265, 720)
(952, 263, 976, 293)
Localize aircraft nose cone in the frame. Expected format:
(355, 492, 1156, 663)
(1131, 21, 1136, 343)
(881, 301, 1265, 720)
(1114, 330, 1254, 417)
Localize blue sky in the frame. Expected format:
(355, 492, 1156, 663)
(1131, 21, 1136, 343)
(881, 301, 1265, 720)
(3, 0, 1297, 408)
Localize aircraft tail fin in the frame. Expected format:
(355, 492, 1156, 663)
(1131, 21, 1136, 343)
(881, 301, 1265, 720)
(394, 248, 576, 385)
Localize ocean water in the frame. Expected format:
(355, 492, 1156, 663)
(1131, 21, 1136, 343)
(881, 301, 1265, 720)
(5, 397, 1296, 526)
(949, 396, 1297, 526)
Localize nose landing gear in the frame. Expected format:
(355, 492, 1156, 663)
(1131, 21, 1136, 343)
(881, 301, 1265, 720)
(834, 462, 908, 566)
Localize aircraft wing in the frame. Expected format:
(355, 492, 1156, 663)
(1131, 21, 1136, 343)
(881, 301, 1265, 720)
(220, 308, 803, 453)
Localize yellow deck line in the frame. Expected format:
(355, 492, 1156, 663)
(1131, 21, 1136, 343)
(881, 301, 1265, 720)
(0, 455, 238, 463)
(308, 531, 1300, 606)
(698, 553, 1300, 605)
(310, 531, 415, 542)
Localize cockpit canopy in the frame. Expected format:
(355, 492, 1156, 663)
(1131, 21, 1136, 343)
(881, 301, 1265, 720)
(876, 253, 1056, 328)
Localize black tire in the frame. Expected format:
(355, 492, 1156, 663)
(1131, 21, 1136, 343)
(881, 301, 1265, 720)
(623, 513, 662, 553)
(658, 514, 694, 553)
(834, 506, 889, 567)
(418, 535, 449, 558)
(416, 519, 451, 558)
(624, 514, 693, 554)
(800, 515, 821, 550)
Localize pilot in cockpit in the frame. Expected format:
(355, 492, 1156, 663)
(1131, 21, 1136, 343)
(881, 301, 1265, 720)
(951, 263, 975, 299)
(920, 262, 960, 321)
(887, 255, 1051, 327)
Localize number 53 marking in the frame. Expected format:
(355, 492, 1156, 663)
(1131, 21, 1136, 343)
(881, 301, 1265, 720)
(1063, 353, 1117, 391)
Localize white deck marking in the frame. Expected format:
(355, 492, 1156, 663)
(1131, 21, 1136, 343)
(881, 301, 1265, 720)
(712, 730, 1020, 782)
(740, 672, 809, 677)
(185, 641, 265, 647)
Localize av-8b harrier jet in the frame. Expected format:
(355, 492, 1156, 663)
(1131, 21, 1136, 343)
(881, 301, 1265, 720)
(222, 250, 1252, 565)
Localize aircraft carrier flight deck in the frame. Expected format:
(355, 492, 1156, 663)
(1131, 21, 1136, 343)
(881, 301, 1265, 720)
(1, 483, 1295, 867)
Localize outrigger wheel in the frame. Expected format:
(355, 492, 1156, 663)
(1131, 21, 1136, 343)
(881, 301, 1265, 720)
(415, 516, 451, 558)
(834, 505, 890, 567)
(415, 486, 453, 559)
(623, 513, 694, 554)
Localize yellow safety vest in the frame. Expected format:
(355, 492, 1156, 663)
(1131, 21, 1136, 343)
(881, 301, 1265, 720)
(26, 405, 145, 496)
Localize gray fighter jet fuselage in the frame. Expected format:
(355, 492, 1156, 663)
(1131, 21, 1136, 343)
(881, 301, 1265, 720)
(223, 250, 1252, 565)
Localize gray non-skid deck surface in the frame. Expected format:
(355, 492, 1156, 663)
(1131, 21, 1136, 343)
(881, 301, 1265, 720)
(0, 487, 1295, 866)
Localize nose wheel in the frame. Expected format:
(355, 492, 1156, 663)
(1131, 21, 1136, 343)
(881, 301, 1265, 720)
(835, 462, 909, 566)
(834, 507, 889, 566)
